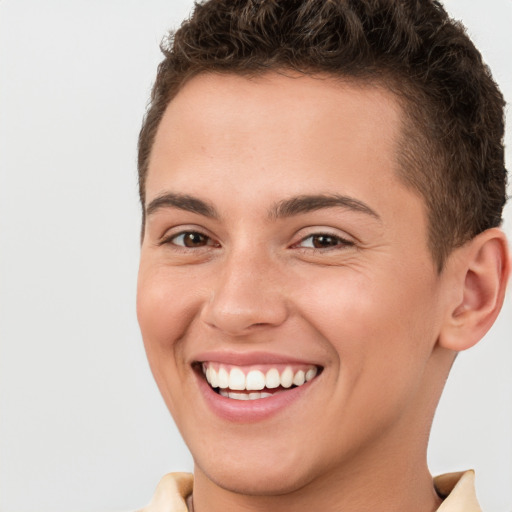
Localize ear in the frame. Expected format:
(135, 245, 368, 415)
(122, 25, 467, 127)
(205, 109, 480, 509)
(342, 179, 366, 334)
(438, 228, 510, 352)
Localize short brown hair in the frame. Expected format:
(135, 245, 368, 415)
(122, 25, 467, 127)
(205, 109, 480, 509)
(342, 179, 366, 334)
(138, 0, 507, 270)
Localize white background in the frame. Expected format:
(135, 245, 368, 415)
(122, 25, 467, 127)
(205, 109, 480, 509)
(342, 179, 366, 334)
(0, 1, 510, 511)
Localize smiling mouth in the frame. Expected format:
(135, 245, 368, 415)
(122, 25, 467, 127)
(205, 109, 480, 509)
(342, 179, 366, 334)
(199, 362, 321, 401)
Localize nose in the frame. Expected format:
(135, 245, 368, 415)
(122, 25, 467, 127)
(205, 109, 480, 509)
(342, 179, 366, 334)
(200, 250, 289, 337)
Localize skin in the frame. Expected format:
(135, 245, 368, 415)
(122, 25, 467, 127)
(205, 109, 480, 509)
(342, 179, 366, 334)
(137, 73, 508, 512)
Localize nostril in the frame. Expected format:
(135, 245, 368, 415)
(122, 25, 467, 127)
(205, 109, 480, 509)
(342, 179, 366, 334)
(201, 314, 286, 337)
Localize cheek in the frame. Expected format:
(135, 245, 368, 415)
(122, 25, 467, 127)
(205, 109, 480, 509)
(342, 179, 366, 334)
(306, 264, 435, 332)
(136, 265, 198, 388)
(137, 264, 200, 346)
(296, 266, 439, 389)
(136, 265, 201, 419)
(137, 274, 175, 351)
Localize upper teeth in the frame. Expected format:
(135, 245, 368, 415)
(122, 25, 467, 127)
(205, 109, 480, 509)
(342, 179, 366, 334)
(203, 364, 318, 391)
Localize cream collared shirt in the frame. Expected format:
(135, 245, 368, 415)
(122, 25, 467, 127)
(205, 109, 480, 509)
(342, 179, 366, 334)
(141, 470, 481, 512)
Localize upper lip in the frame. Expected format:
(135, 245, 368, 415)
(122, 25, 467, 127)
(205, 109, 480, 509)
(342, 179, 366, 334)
(192, 350, 323, 367)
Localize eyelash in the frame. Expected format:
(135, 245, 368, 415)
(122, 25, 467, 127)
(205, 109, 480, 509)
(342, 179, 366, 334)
(160, 230, 354, 252)
(293, 233, 355, 251)
(160, 230, 219, 249)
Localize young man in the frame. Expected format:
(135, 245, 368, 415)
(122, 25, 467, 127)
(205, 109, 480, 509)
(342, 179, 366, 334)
(136, 1, 510, 510)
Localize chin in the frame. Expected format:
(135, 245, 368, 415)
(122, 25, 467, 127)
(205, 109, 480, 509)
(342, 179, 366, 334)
(187, 429, 323, 496)
(198, 458, 317, 497)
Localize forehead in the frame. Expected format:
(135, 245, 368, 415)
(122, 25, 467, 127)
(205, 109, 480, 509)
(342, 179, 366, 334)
(147, 72, 406, 199)
(167, 71, 401, 125)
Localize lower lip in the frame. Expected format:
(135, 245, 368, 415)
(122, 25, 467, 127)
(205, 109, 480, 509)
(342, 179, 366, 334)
(195, 371, 317, 422)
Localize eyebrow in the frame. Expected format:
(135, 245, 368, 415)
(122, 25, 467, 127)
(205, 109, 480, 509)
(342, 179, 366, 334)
(146, 192, 219, 218)
(269, 194, 380, 220)
(145, 191, 379, 221)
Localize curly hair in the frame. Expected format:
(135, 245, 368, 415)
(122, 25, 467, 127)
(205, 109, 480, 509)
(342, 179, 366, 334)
(138, 0, 507, 270)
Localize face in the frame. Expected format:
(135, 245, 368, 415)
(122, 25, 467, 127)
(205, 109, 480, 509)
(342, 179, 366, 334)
(137, 73, 450, 495)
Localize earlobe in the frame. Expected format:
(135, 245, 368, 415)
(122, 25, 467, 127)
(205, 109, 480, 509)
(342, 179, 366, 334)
(438, 228, 510, 352)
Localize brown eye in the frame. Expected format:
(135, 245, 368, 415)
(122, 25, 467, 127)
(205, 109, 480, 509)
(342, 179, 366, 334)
(297, 233, 354, 249)
(171, 231, 212, 247)
(311, 235, 340, 248)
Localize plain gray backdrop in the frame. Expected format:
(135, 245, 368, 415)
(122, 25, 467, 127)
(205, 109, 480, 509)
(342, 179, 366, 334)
(0, 1, 511, 511)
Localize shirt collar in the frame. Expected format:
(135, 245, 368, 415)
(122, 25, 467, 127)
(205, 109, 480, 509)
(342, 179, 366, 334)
(142, 470, 481, 512)
(434, 470, 481, 512)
